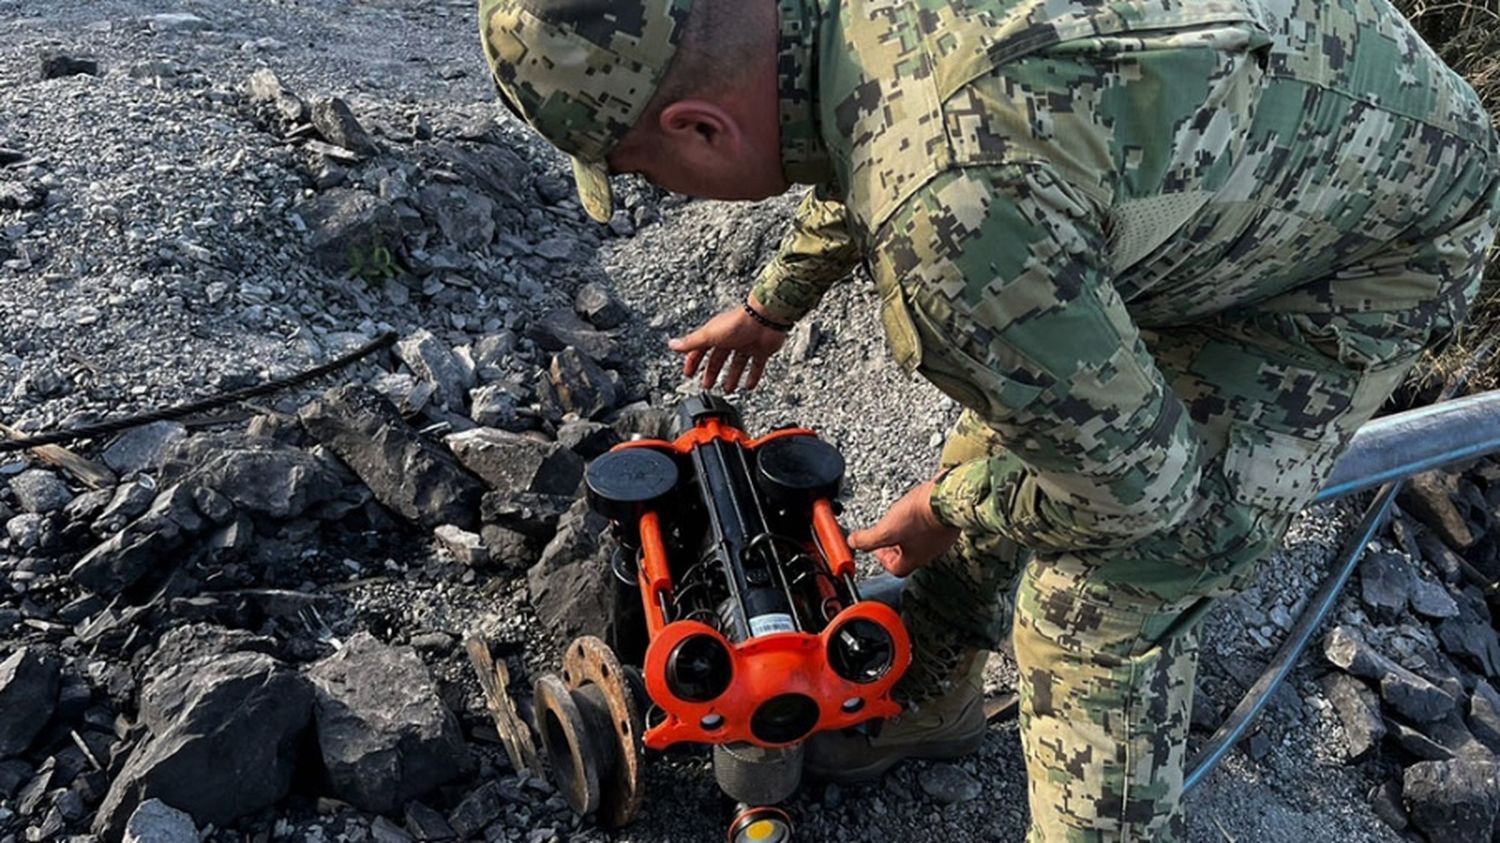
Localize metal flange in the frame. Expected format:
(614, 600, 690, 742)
(534, 636, 647, 828)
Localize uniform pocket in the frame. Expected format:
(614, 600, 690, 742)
(878, 278, 923, 374)
(1221, 423, 1342, 514)
(879, 279, 1049, 418)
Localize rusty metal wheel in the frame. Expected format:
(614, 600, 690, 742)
(533, 636, 646, 828)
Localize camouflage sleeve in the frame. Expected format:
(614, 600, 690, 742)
(749, 184, 860, 323)
(874, 164, 1205, 552)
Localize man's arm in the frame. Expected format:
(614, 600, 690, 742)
(874, 164, 1205, 553)
(750, 183, 860, 324)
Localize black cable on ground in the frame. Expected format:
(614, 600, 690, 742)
(1184, 344, 1494, 793)
(1183, 480, 1400, 791)
(0, 332, 396, 454)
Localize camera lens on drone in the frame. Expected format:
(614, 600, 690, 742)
(665, 634, 733, 702)
(827, 619, 895, 684)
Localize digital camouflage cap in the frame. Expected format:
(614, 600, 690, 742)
(478, 0, 694, 222)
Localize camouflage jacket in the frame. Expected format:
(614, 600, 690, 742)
(755, 0, 1496, 550)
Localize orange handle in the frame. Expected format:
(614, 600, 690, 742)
(638, 511, 672, 635)
(811, 499, 855, 578)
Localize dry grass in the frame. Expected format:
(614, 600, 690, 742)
(1395, 0, 1500, 393)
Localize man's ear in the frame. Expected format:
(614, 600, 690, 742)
(657, 100, 742, 152)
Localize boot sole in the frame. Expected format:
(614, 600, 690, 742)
(803, 730, 986, 785)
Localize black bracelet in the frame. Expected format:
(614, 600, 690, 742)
(744, 302, 794, 332)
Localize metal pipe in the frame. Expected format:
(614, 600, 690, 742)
(1316, 388, 1500, 502)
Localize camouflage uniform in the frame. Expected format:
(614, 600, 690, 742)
(480, 0, 1500, 838)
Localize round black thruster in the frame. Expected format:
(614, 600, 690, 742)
(756, 435, 845, 504)
(750, 693, 820, 744)
(585, 448, 680, 527)
(665, 634, 733, 703)
(827, 619, 896, 684)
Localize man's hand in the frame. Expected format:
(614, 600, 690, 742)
(668, 296, 789, 391)
(848, 479, 961, 577)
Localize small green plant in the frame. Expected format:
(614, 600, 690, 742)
(347, 241, 399, 282)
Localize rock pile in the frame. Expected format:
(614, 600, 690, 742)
(1316, 461, 1500, 841)
(1, 56, 661, 840)
(0, 298, 661, 837)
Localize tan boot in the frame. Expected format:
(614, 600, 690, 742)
(803, 652, 988, 783)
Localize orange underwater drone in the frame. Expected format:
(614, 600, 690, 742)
(532, 394, 911, 842)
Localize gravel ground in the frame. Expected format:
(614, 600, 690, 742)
(0, 2, 1413, 841)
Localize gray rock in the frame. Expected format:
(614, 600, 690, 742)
(0, 759, 31, 800)
(404, 800, 457, 840)
(534, 234, 577, 260)
(308, 634, 467, 814)
(527, 308, 617, 363)
(94, 652, 314, 838)
(70, 484, 206, 596)
(299, 189, 402, 275)
(1359, 551, 1411, 622)
(9, 469, 72, 514)
(92, 480, 156, 536)
(471, 332, 517, 370)
(468, 384, 524, 430)
(1386, 717, 1456, 761)
(147, 12, 211, 32)
(144, 623, 280, 680)
(538, 347, 618, 421)
(555, 420, 620, 459)
(419, 185, 495, 251)
(62, 487, 113, 526)
(1323, 625, 1387, 680)
(1415, 527, 1466, 583)
(1409, 577, 1460, 619)
(480, 524, 537, 569)
(1320, 673, 1385, 759)
(373, 816, 415, 843)
(122, 799, 198, 843)
(1325, 625, 1456, 722)
(434, 524, 489, 567)
(918, 763, 982, 805)
(527, 498, 614, 642)
(445, 428, 584, 498)
(5, 513, 43, 552)
(1426, 710, 1497, 761)
(0, 647, 60, 757)
(193, 441, 344, 519)
(0, 179, 44, 211)
(245, 68, 306, 123)
(1398, 471, 1475, 550)
(310, 96, 377, 155)
(300, 386, 484, 530)
(371, 372, 437, 417)
(397, 330, 475, 412)
(1438, 593, 1500, 678)
(1402, 759, 1500, 843)
(1470, 680, 1500, 752)
(1368, 779, 1407, 832)
(38, 51, 98, 79)
(480, 490, 574, 540)
(610, 403, 674, 440)
(102, 421, 186, 475)
(447, 780, 514, 838)
(409, 632, 456, 655)
(1381, 667, 1457, 724)
(574, 282, 627, 330)
(788, 320, 822, 362)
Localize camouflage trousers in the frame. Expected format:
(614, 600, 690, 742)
(899, 183, 1499, 840)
